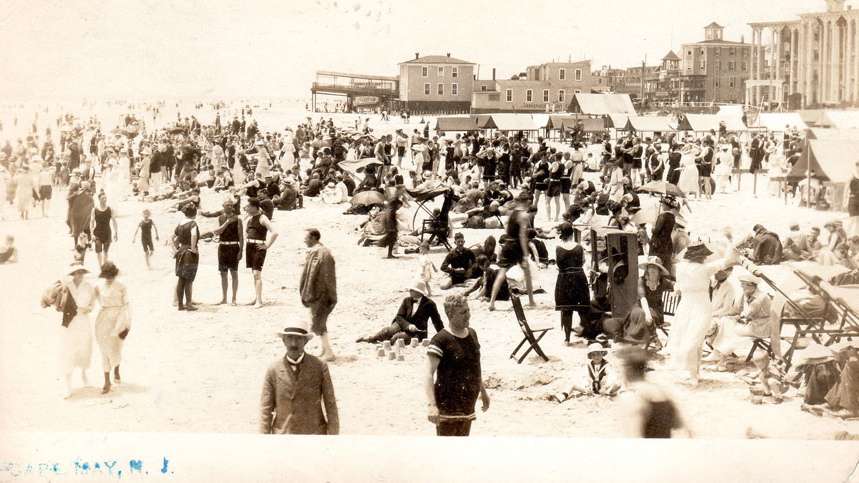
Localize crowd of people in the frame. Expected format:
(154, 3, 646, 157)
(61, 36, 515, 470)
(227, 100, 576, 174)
(1, 100, 856, 437)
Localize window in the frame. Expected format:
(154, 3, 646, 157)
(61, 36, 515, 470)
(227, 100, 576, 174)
(543, 89, 549, 102)
(437, 83, 444, 95)
(481, 85, 488, 92)
(574, 89, 581, 94)
(424, 83, 430, 95)
(714, 79, 720, 88)
(438, 66, 444, 77)
(421, 66, 428, 77)
(559, 68, 566, 80)
(715, 48, 720, 56)
(452, 67, 458, 78)
(575, 69, 582, 81)
(741, 62, 747, 71)
(526, 89, 533, 102)
(729, 78, 735, 88)
(730, 47, 736, 55)
(558, 90, 565, 103)
(505, 89, 512, 102)
(728, 61, 735, 72)
(687, 50, 692, 56)
(451, 83, 458, 96)
(700, 60, 706, 70)
(716, 61, 721, 71)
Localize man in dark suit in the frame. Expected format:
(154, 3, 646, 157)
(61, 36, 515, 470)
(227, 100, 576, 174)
(260, 325, 339, 435)
(355, 281, 444, 344)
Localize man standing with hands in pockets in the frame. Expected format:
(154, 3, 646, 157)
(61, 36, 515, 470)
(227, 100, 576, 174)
(425, 295, 490, 436)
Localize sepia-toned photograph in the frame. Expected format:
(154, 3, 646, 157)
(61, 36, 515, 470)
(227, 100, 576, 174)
(1, 0, 858, 480)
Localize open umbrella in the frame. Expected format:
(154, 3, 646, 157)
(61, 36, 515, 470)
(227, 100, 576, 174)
(636, 180, 686, 198)
(350, 190, 386, 208)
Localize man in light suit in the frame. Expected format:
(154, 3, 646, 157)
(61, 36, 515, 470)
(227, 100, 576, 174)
(260, 325, 339, 435)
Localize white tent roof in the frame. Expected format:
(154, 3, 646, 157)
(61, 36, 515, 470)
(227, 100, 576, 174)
(570, 93, 636, 115)
(607, 113, 629, 129)
(531, 114, 550, 130)
(625, 115, 675, 133)
(823, 110, 859, 129)
(487, 113, 539, 131)
(755, 112, 807, 131)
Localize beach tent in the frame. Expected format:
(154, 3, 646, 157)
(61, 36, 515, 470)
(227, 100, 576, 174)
(799, 109, 828, 127)
(546, 115, 606, 132)
(624, 116, 675, 133)
(475, 114, 496, 129)
(823, 110, 859, 130)
(606, 113, 629, 129)
(569, 93, 636, 116)
(435, 116, 479, 132)
(487, 113, 539, 132)
(786, 139, 859, 182)
(755, 112, 807, 131)
(677, 113, 748, 132)
(807, 128, 859, 141)
(531, 114, 550, 130)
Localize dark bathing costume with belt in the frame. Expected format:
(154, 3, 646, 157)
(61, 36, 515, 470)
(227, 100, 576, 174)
(218, 216, 241, 272)
(245, 214, 268, 271)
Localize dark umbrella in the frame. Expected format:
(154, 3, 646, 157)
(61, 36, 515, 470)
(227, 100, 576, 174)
(636, 180, 686, 198)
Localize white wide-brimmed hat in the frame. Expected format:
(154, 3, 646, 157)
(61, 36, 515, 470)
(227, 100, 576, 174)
(587, 343, 608, 356)
(67, 264, 89, 276)
(408, 281, 429, 298)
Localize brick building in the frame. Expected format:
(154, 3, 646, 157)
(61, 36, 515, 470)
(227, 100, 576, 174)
(397, 53, 475, 113)
(679, 22, 752, 103)
(471, 60, 595, 112)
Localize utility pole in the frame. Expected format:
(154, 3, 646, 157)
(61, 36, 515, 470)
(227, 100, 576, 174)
(641, 59, 646, 104)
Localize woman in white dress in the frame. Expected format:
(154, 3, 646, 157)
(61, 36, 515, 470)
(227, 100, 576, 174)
(61, 264, 96, 398)
(667, 240, 738, 385)
(94, 262, 131, 394)
(677, 144, 701, 199)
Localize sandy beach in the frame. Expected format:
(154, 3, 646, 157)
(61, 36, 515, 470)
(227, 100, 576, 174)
(1, 103, 857, 439)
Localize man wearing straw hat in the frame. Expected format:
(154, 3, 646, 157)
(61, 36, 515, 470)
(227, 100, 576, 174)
(260, 323, 339, 435)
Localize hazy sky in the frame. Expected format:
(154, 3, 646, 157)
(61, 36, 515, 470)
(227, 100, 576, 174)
(0, 0, 851, 100)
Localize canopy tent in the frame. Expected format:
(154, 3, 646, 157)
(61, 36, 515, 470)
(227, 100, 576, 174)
(487, 113, 539, 132)
(569, 93, 636, 116)
(799, 109, 827, 127)
(807, 128, 859, 141)
(546, 115, 606, 132)
(475, 114, 495, 129)
(624, 116, 675, 133)
(435, 116, 479, 132)
(677, 113, 748, 132)
(786, 139, 859, 182)
(606, 113, 629, 129)
(717, 104, 744, 119)
(755, 112, 807, 131)
(531, 114, 550, 130)
(823, 110, 859, 130)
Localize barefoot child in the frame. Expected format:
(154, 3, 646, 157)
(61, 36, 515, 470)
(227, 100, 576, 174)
(418, 241, 437, 296)
(132, 209, 159, 269)
(548, 343, 620, 402)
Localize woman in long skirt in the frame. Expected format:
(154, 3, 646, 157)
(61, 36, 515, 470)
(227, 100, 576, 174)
(677, 144, 700, 199)
(667, 241, 737, 385)
(61, 264, 96, 398)
(94, 262, 131, 394)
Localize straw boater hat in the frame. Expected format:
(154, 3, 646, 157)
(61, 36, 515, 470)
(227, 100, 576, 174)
(638, 256, 670, 277)
(587, 343, 608, 356)
(67, 264, 89, 276)
(408, 281, 429, 298)
(276, 324, 314, 339)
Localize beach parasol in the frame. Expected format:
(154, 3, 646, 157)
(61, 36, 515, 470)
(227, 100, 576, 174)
(350, 190, 386, 208)
(636, 180, 686, 198)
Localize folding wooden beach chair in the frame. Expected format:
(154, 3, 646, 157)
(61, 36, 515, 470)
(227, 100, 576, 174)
(644, 291, 679, 351)
(419, 218, 452, 251)
(509, 295, 553, 364)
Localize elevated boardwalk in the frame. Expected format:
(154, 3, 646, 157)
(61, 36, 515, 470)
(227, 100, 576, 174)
(311, 71, 399, 110)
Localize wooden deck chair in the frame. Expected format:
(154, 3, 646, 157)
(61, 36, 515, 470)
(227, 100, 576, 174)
(509, 295, 553, 363)
(817, 296, 859, 346)
(419, 218, 452, 251)
(645, 291, 679, 351)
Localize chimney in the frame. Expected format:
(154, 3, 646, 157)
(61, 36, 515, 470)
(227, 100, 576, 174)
(415, 52, 419, 60)
(446, 52, 451, 57)
(492, 68, 496, 80)
(741, 34, 745, 44)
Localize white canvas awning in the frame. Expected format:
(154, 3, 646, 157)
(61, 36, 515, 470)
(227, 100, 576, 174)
(625, 115, 675, 133)
(755, 112, 807, 131)
(823, 110, 859, 129)
(487, 113, 539, 131)
(570, 93, 636, 115)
